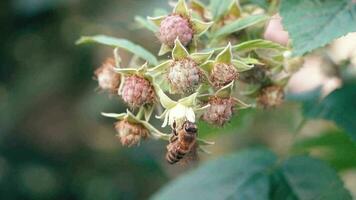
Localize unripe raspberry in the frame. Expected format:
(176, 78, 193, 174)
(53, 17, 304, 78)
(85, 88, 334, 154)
(257, 85, 284, 108)
(202, 97, 235, 126)
(159, 14, 193, 47)
(210, 63, 238, 89)
(121, 75, 155, 108)
(115, 119, 149, 147)
(239, 65, 268, 84)
(94, 58, 120, 93)
(168, 59, 202, 94)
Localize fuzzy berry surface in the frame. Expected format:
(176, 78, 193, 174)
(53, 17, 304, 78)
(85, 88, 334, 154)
(202, 97, 235, 126)
(115, 120, 149, 147)
(159, 14, 193, 47)
(257, 85, 284, 108)
(94, 58, 120, 93)
(168, 59, 202, 94)
(210, 62, 238, 88)
(121, 75, 155, 108)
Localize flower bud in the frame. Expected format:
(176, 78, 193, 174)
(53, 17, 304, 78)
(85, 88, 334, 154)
(94, 58, 120, 93)
(159, 14, 193, 47)
(115, 119, 149, 147)
(257, 85, 284, 108)
(121, 75, 155, 108)
(202, 97, 235, 126)
(210, 62, 238, 89)
(168, 58, 202, 94)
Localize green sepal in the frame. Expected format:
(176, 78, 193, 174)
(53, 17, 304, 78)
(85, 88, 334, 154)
(158, 43, 172, 56)
(191, 19, 213, 35)
(148, 60, 171, 77)
(273, 76, 290, 87)
(226, 0, 241, 19)
(215, 43, 232, 64)
(117, 76, 125, 95)
(153, 83, 176, 109)
(179, 92, 198, 107)
(232, 59, 254, 72)
(172, 38, 189, 60)
(101, 112, 126, 119)
(241, 84, 261, 97)
(215, 81, 234, 98)
(238, 57, 264, 65)
(232, 97, 253, 109)
(194, 104, 210, 119)
(200, 60, 214, 74)
(173, 0, 189, 17)
(147, 15, 166, 27)
(190, 50, 214, 64)
(144, 105, 154, 121)
(191, 0, 207, 18)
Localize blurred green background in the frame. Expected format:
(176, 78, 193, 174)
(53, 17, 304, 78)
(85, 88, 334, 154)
(1, 0, 355, 199)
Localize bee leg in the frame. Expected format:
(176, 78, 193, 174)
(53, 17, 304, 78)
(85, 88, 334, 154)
(169, 135, 178, 143)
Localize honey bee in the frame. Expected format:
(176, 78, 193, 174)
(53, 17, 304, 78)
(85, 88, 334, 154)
(166, 121, 198, 164)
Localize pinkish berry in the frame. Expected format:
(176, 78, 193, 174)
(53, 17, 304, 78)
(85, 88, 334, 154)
(94, 58, 120, 93)
(257, 85, 284, 108)
(159, 15, 194, 47)
(210, 63, 238, 89)
(168, 59, 202, 94)
(115, 119, 149, 147)
(202, 97, 235, 126)
(121, 75, 155, 108)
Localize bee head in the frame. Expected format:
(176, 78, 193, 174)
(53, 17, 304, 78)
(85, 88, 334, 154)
(183, 121, 197, 134)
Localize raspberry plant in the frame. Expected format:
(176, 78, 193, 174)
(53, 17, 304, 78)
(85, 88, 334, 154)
(77, 0, 356, 199)
(78, 0, 294, 151)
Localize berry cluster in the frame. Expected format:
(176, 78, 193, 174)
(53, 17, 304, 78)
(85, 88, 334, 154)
(84, 0, 303, 164)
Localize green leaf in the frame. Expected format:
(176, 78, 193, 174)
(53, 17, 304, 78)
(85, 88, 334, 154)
(209, 0, 235, 20)
(151, 148, 276, 200)
(151, 148, 352, 200)
(246, 0, 269, 9)
(76, 35, 158, 65)
(271, 156, 352, 200)
(232, 39, 287, 52)
(280, 0, 356, 56)
(293, 130, 356, 171)
(213, 14, 268, 38)
(289, 82, 356, 142)
(134, 16, 158, 32)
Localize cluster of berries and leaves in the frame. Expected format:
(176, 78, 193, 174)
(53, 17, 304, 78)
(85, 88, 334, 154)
(77, 0, 303, 164)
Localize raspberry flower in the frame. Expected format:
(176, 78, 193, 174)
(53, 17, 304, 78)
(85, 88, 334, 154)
(148, 0, 212, 55)
(115, 63, 156, 108)
(201, 43, 254, 89)
(149, 38, 213, 94)
(102, 110, 170, 146)
(153, 83, 208, 129)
